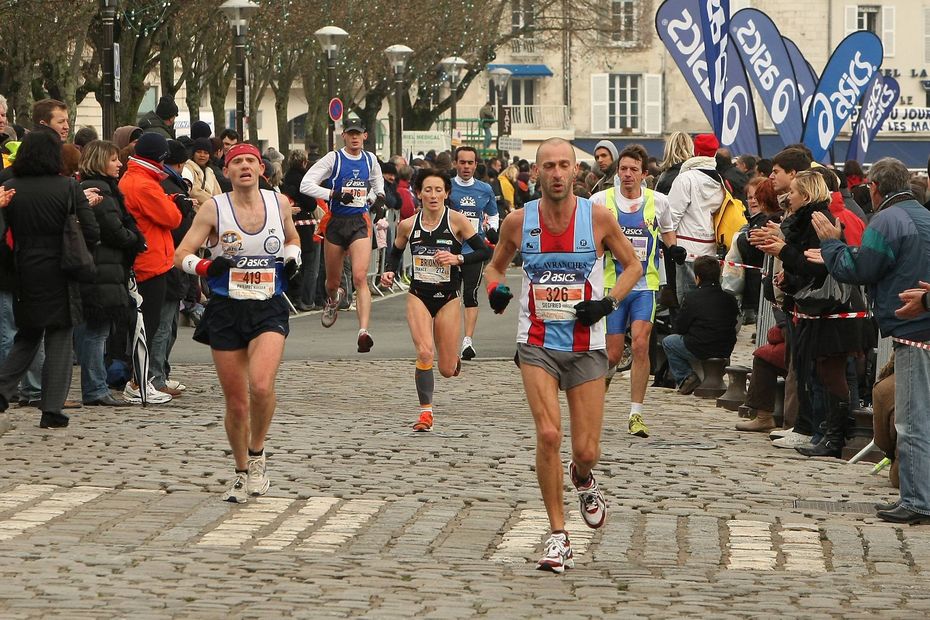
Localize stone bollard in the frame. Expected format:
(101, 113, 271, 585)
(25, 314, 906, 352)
(694, 358, 728, 399)
(716, 365, 751, 411)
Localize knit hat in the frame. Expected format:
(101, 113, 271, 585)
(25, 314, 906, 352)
(134, 132, 169, 163)
(191, 137, 213, 155)
(693, 133, 720, 157)
(190, 120, 212, 140)
(155, 96, 179, 120)
(593, 139, 618, 162)
(164, 140, 188, 166)
(263, 146, 284, 163)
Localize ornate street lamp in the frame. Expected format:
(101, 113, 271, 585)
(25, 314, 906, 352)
(440, 56, 468, 143)
(488, 67, 512, 153)
(220, 0, 260, 138)
(314, 26, 348, 151)
(99, 0, 119, 140)
(384, 44, 413, 157)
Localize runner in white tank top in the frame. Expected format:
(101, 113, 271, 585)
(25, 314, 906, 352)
(176, 144, 300, 504)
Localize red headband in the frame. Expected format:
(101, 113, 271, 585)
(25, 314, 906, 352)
(224, 143, 262, 166)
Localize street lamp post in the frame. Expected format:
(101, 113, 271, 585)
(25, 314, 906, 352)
(220, 0, 259, 138)
(488, 67, 512, 155)
(384, 44, 413, 157)
(439, 56, 467, 144)
(314, 26, 348, 151)
(99, 0, 118, 141)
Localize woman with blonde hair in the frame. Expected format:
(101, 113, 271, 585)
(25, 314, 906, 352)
(499, 164, 519, 214)
(656, 131, 694, 194)
(751, 169, 873, 457)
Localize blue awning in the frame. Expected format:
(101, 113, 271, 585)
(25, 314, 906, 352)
(486, 63, 553, 78)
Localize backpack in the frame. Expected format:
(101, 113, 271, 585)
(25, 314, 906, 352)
(712, 186, 748, 256)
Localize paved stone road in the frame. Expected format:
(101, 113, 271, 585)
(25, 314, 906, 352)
(1, 289, 928, 618)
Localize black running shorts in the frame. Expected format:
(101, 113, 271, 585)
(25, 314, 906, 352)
(193, 295, 289, 351)
(325, 213, 371, 250)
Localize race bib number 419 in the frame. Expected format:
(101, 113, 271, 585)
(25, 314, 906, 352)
(228, 255, 276, 300)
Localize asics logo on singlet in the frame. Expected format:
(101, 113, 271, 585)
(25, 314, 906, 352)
(623, 226, 646, 236)
(538, 271, 577, 284)
(460, 196, 477, 207)
(235, 256, 273, 268)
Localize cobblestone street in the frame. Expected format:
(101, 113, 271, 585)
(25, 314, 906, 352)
(0, 293, 927, 618)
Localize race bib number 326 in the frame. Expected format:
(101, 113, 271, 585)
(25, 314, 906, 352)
(532, 283, 584, 321)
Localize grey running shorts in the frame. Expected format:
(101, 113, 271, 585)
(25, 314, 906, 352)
(516, 343, 608, 391)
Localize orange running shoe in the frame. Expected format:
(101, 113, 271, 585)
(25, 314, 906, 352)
(413, 410, 433, 432)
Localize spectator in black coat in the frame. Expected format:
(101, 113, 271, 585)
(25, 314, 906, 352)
(0, 131, 99, 428)
(280, 149, 320, 311)
(76, 140, 146, 406)
(662, 256, 740, 394)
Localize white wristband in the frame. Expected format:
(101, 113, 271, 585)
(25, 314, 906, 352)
(181, 254, 200, 275)
(282, 244, 301, 267)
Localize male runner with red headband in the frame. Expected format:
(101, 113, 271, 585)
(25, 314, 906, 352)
(175, 143, 301, 503)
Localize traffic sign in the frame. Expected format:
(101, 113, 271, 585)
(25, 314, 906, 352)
(328, 98, 343, 122)
(497, 136, 523, 152)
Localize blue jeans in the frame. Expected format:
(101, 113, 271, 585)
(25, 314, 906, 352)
(894, 344, 930, 515)
(482, 125, 492, 149)
(0, 290, 43, 400)
(150, 300, 179, 388)
(661, 334, 698, 385)
(74, 321, 110, 402)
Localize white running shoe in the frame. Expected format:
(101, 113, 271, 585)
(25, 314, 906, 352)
(321, 288, 345, 328)
(537, 532, 574, 573)
(246, 453, 270, 497)
(461, 337, 476, 360)
(165, 379, 186, 392)
(123, 381, 172, 405)
(570, 462, 607, 529)
(772, 431, 814, 448)
(222, 472, 249, 503)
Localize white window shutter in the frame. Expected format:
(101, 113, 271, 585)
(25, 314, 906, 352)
(643, 73, 663, 135)
(882, 6, 895, 57)
(845, 5, 857, 36)
(591, 73, 609, 134)
(925, 8, 930, 63)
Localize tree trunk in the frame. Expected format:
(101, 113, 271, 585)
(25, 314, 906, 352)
(209, 66, 234, 133)
(274, 87, 291, 153)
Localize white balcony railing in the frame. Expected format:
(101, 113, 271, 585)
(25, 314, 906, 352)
(454, 104, 571, 131)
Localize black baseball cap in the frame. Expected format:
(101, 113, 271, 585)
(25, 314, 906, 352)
(343, 118, 366, 133)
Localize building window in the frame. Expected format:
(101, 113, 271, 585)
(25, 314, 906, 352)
(857, 5, 879, 33)
(511, 0, 534, 35)
(611, 0, 636, 43)
(608, 74, 639, 131)
(489, 78, 536, 108)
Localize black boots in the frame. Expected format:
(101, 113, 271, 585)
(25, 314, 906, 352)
(796, 397, 848, 458)
(39, 411, 69, 429)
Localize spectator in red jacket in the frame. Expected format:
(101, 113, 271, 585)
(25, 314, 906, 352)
(118, 132, 182, 403)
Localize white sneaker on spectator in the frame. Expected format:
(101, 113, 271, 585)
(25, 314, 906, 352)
(772, 431, 813, 448)
(769, 427, 792, 440)
(123, 381, 172, 405)
(165, 379, 186, 392)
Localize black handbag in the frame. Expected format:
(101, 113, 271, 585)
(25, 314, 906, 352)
(792, 272, 853, 315)
(60, 180, 96, 282)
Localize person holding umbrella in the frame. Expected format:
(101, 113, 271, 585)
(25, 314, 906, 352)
(174, 143, 300, 504)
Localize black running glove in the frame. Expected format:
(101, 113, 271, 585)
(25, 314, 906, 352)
(574, 298, 615, 326)
(487, 282, 513, 314)
(339, 191, 356, 205)
(667, 244, 688, 265)
(207, 256, 236, 278)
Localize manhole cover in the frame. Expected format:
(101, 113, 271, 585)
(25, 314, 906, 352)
(794, 500, 876, 514)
